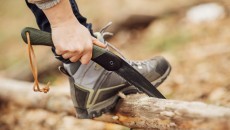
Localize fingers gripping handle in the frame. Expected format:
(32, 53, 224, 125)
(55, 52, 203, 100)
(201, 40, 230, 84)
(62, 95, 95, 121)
(21, 27, 107, 59)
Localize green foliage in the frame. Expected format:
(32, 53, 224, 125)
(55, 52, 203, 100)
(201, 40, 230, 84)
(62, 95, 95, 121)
(146, 29, 191, 52)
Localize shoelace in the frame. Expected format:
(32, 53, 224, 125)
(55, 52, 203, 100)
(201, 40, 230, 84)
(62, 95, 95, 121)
(26, 32, 50, 93)
(99, 22, 126, 59)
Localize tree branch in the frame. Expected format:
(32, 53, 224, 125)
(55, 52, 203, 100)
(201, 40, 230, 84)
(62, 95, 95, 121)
(0, 78, 229, 130)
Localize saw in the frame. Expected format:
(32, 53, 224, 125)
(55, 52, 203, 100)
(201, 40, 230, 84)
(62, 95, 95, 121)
(21, 27, 166, 99)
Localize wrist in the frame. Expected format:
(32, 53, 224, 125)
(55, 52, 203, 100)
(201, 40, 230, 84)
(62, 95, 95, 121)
(43, 0, 79, 27)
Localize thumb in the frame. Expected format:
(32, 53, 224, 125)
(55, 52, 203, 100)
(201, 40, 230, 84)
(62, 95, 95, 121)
(92, 37, 106, 48)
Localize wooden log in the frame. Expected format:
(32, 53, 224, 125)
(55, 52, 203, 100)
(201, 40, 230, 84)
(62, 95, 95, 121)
(96, 94, 230, 130)
(0, 78, 229, 130)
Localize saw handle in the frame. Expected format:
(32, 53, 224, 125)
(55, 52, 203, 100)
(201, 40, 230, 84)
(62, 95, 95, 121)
(21, 27, 122, 71)
(21, 27, 109, 59)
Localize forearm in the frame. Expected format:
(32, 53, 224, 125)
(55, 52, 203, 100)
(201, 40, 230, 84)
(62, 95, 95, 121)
(27, 0, 79, 27)
(42, 0, 80, 27)
(26, 0, 90, 32)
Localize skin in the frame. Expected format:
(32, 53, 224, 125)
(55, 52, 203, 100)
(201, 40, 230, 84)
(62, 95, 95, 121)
(42, 0, 106, 64)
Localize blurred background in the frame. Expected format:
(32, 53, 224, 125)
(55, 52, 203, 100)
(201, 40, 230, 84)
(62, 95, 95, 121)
(0, 0, 230, 130)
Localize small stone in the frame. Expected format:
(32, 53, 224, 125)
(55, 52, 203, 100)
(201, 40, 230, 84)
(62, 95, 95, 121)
(160, 111, 175, 117)
(209, 88, 225, 101)
(112, 116, 119, 120)
(186, 3, 225, 23)
(169, 122, 177, 127)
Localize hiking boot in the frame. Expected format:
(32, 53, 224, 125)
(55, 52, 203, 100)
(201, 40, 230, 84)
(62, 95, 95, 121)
(60, 23, 171, 119)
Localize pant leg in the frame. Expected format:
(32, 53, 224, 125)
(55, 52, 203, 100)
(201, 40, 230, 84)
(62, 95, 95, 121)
(25, 0, 93, 33)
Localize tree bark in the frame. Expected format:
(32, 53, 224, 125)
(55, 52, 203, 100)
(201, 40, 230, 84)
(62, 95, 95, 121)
(0, 78, 229, 130)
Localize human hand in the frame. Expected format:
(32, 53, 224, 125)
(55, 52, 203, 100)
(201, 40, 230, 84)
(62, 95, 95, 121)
(52, 20, 105, 64)
(42, 0, 105, 64)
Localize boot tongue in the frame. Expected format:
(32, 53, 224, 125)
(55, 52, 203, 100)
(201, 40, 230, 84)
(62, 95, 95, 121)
(64, 62, 81, 75)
